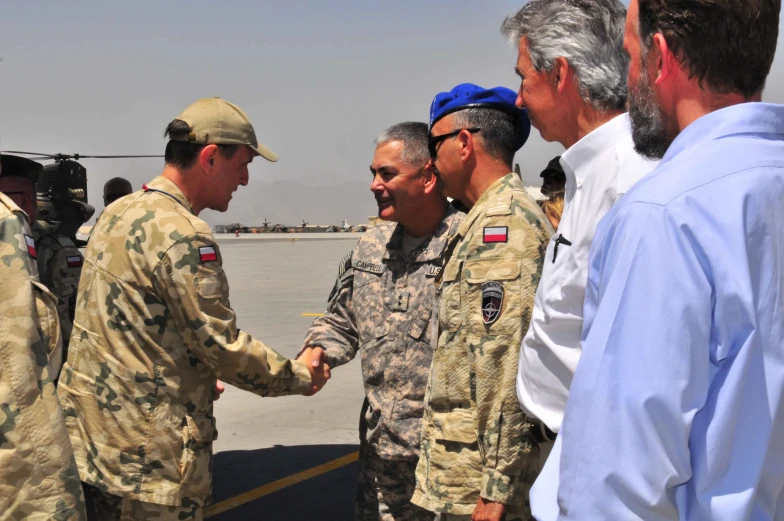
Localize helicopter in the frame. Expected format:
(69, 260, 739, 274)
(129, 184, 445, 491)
(0, 150, 162, 242)
(261, 219, 271, 231)
(300, 219, 309, 231)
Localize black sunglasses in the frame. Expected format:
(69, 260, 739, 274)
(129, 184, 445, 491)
(428, 127, 481, 158)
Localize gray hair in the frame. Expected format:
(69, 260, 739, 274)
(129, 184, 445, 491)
(374, 122, 430, 168)
(501, 0, 629, 112)
(451, 108, 518, 167)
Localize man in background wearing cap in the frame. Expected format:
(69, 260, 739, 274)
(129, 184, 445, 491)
(57, 97, 331, 520)
(0, 154, 87, 520)
(498, 0, 657, 484)
(302, 121, 463, 521)
(411, 84, 551, 521)
(103, 177, 133, 208)
(536, 157, 566, 230)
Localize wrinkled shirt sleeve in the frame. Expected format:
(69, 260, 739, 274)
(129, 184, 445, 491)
(301, 253, 358, 368)
(478, 272, 538, 505)
(156, 234, 312, 396)
(557, 203, 712, 520)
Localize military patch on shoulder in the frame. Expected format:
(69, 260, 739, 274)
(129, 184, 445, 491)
(426, 266, 442, 278)
(199, 246, 218, 263)
(66, 255, 83, 268)
(24, 235, 37, 258)
(481, 281, 504, 324)
(483, 226, 508, 244)
(353, 259, 384, 275)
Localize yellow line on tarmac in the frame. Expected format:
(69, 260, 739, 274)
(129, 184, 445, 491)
(301, 313, 325, 317)
(204, 451, 360, 518)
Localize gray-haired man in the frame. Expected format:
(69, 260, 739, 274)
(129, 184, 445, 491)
(302, 122, 463, 521)
(501, 0, 657, 463)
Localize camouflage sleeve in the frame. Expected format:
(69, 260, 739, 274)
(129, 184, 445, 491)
(0, 212, 84, 518)
(156, 234, 312, 396)
(301, 251, 358, 368)
(472, 220, 547, 505)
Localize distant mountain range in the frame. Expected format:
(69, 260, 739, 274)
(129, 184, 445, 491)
(201, 179, 379, 229)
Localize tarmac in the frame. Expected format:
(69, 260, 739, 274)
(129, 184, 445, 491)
(208, 234, 367, 520)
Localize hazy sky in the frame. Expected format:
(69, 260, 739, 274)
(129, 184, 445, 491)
(1, 1, 783, 226)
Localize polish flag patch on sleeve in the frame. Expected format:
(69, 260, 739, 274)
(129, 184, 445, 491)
(199, 246, 218, 263)
(66, 255, 83, 268)
(24, 235, 37, 258)
(483, 226, 508, 244)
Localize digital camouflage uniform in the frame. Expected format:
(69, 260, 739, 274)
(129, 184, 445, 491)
(303, 206, 464, 521)
(0, 192, 86, 520)
(411, 174, 552, 519)
(33, 220, 84, 376)
(57, 176, 313, 520)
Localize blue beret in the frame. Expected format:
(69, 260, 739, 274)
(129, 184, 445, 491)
(429, 83, 531, 151)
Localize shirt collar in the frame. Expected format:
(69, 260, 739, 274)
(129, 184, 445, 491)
(660, 102, 784, 167)
(560, 113, 631, 186)
(457, 173, 521, 238)
(145, 176, 193, 214)
(384, 204, 462, 263)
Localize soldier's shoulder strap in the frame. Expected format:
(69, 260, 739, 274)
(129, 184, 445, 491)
(485, 191, 513, 217)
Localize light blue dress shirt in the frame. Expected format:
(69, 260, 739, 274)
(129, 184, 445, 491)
(537, 102, 784, 520)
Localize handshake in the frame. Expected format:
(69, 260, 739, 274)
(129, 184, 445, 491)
(296, 346, 332, 396)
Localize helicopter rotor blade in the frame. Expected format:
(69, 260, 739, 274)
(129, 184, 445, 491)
(75, 155, 164, 159)
(0, 150, 58, 158)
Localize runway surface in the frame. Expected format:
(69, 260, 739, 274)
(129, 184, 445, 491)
(209, 234, 366, 520)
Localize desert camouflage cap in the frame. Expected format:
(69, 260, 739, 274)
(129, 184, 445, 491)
(171, 97, 279, 162)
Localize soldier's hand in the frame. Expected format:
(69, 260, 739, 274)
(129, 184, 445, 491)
(472, 497, 505, 521)
(296, 347, 331, 396)
(213, 380, 225, 401)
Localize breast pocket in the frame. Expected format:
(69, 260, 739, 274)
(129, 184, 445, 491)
(462, 258, 522, 336)
(543, 233, 575, 304)
(353, 271, 389, 344)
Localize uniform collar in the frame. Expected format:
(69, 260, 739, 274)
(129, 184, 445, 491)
(456, 173, 521, 238)
(560, 113, 630, 192)
(144, 176, 193, 214)
(384, 205, 463, 263)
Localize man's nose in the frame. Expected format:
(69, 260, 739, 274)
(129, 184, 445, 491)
(370, 173, 383, 193)
(516, 87, 526, 109)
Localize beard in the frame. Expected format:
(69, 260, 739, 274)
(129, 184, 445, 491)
(628, 62, 673, 160)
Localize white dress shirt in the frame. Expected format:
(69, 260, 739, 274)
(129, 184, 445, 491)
(517, 113, 657, 432)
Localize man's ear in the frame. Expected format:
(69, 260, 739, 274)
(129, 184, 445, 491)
(651, 33, 674, 85)
(199, 144, 219, 172)
(553, 56, 572, 95)
(457, 129, 475, 163)
(421, 163, 439, 195)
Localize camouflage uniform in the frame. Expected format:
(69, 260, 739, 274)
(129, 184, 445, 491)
(303, 206, 463, 521)
(57, 176, 313, 519)
(33, 220, 84, 375)
(0, 192, 86, 520)
(411, 174, 552, 519)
